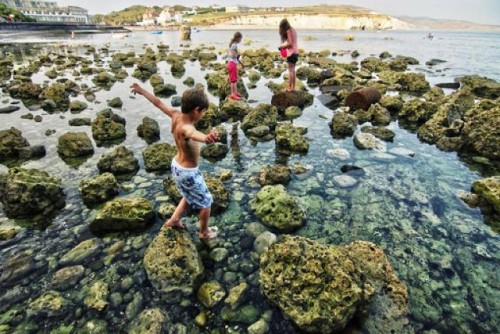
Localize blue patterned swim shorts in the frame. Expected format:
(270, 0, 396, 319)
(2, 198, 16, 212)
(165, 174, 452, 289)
(171, 159, 213, 209)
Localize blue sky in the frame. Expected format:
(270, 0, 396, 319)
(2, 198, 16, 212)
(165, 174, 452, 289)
(60, 1, 500, 25)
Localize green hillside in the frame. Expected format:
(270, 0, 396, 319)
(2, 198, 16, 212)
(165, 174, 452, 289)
(94, 5, 188, 25)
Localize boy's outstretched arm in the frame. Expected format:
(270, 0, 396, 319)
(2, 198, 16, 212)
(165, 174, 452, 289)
(130, 83, 177, 118)
(184, 125, 219, 144)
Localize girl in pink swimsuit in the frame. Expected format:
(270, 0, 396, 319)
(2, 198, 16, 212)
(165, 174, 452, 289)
(279, 19, 299, 92)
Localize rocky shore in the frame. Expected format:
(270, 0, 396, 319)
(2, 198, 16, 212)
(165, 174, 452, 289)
(0, 30, 498, 333)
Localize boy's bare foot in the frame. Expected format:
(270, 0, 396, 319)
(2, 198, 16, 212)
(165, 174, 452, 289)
(199, 227, 218, 240)
(164, 219, 186, 229)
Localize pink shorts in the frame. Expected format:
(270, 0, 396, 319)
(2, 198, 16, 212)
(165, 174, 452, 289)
(228, 61, 237, 83)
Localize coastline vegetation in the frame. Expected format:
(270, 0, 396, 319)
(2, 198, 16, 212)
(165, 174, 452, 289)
(0, 3, 36, 22)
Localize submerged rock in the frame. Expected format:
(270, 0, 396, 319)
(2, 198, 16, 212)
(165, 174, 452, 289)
(258, 165, 291, 186)
(90, 197, 154, 232)
(0, 167, 65, 220)
(260, 236, 410, 333)
(51, 265, 85, 291)
(197, 281, 226, 308)
(129, 308, 171, 334)
(250, 185, 305, 232)
(27, 290, 71, 318)
(201, 143, 229, 162)
(354, 133, 386, 151)
(144, 227, 203, 300)
(275, 123, 309, 155)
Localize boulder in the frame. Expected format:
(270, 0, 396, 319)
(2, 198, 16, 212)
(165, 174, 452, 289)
(91, 109, 126, 144)
(195, 103, 221, 131)
(107, 97, 123, 108)
(249, 185, 305, 232)
(142, 142, 177, 172)
(69, 100, 87, 113)
(27, 291, 71, 318)
(57, 132, 94, 158)
(42, 83, 70, 111)
(8, 82, 43, 107)
(0, 167, 65, 220)
(472, 176, 500, 230)
(0, 127, 30, 162)
(271, 91, 313, 113)
(129, 308, 171, 334)
(90, 197, 154, 232)
(330, 111, 358, 138)
(97, 146, 139, 176)
(462, 103, 500, 160)
(92, 71, 116, 88)
(378, 71, 430, 94)
(258, 165, 291, 186)
(457, 75, 500, 99)
(353, 133, 386, 151)
(137, 117, 160, 144)
(399, 99, 438, 128)
(241, 104, 278, 132)
(153, 84, 177, 98)
(79, 173, 119, 205)
(197, 281, 226, 308)
(201, 143, 229, 162)
(144, 227, 203, 300)
(275, 123, 309, 154)
(260, 236, 409, 333)
(361, 126, 395, 142)
(219, 99, 251, 121)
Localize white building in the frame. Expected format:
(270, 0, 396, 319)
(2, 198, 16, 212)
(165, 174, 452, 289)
(141, 11, 157, 26)
(157, 7, 175, 25)
(225, 5, 250, 13)
(0, 0, 90, 23)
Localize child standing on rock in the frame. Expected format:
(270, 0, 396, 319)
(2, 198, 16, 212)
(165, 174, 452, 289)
(279, 19, 299, 92)
(130, 83, 220, 240)
(228, 31, 244, 100)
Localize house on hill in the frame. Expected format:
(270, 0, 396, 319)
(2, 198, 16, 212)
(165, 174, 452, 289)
(225, 5, 250, 13)
(141, 11, 157, 26)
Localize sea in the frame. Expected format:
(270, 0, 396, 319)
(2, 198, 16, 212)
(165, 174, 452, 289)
(0, 29, 499, 333)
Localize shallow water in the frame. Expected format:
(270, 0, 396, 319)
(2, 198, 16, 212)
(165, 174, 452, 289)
(0, 29, 499, 333)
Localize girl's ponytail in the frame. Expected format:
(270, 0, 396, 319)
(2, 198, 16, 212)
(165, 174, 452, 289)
(229, 31, 243, 47)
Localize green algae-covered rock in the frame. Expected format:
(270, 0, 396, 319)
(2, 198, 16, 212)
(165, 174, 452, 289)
(137, 117, 160, 144)
(224, 282, 249, 310)
(42, 83, 70, 111)
(195, 103, 221, 131)
(250, 185, 305, 232)
(201, 143, 228, 162)
(0, 167, 64, 219)
(361, 126, 395, 142)
(275, 123, 309, 154)
(90, 197, 154, 232)
(379, 71, 430, 93)
(51, 265, 85, 291)
(399, 99, 438, 127)
(84, 281, 109, 312)
(380, 95, 404, 114)
(260, 236, 410, 333)
(330, 111, 358, 138)
(129, 308, 170, 334)
(472, 176, 500, 229)
(462, 104, 500, 160)
(241, 104, 278, 132)
(92, 71, 117, 88)
(142, 142, 177, 172)
(220, 304, 260, 324)
(197, 281, 226, 308)
(8, 82, 43, 107)
(149, 74, 164, 87)
(369, 103, 391, 125)
(360, 56, 389, 73)
(79, 319, 108, 334)
(284, 105, 303, 119)
(97, 146, 139, 176)
(69, 100, 88, 113)
(0, 127, 30, 162)
(219, 99, 251, 121)
(258, 165, 291, 186)
(457, 75, 500, 99)
(260, 236, 361, 332)
(59, 238, 103, 266)
(79, 173, 119, 205)
(28, 291, 71, 318)
(57, 132, 94, 158)
(153, 84, 177, 98)
(144, 227, 203, 300)
(107, 97, 123, 108)
(91, 110, 126, 143)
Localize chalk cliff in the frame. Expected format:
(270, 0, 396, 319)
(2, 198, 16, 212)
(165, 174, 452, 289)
(213, 14, 414, 30)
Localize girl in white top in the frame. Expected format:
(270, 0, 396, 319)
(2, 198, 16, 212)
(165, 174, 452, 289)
(228, 32, 244, 100)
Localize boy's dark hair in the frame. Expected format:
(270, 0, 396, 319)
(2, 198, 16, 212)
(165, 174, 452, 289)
(181, 88, 209, 114)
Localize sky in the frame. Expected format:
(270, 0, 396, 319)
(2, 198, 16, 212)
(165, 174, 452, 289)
(57, 0, 500, 25)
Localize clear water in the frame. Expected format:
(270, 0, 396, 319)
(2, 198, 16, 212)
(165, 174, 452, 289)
(0, 29, 499, 333)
